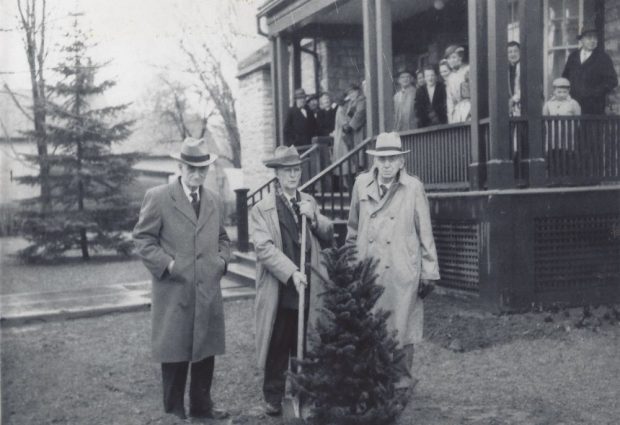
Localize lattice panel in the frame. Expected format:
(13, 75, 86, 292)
(534, 215, 620, 292)
(433, 221, 480, 292)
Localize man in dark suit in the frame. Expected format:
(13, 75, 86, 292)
(133, 137, 231, 421)
(317, 92, 337, 136)
(415, 66, 448, 128)
(284, 88, 313, 147)
(562, 26, 618, 115)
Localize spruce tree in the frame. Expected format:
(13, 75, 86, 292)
(17, 16, 137, 260)
(289, 244, 408, 425)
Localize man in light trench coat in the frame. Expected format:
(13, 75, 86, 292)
(133, 137, 231, 420)
(250, 146, 333, 416)
(346, 132, 440, 388)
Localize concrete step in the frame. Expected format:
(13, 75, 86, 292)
(227, 261, 256, 287)
(1, 278, 255, 327)
(232, 250, 256, 268)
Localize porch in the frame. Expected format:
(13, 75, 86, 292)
(239, 0, 620, 311)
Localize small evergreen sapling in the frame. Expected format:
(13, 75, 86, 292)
(289, 244, 408, 424)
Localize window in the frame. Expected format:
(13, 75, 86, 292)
(543, 0, 596, 96)
(508, 0, 520, 42)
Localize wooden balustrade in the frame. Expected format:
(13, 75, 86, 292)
(399, 123, 471, 191)
(542, 116, 620, 186)
(509, 117, 529, 187)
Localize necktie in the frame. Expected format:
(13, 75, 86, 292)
(380, 184, 388, 199)
(190, 192, 200, 218)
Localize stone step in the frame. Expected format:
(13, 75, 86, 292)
(226, 261, 256, 287)
(1, 278, 255, 327)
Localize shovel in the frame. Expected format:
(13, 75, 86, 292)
(282, 214, 307, 421)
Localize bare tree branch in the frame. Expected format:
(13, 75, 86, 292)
(2, 83, 34, 121)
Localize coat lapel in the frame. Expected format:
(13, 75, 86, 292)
(169, 179, 197, 226)
(196, 188, 216, 231)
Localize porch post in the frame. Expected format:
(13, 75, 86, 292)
(292, 37, 302, 90)
(376, 0, 393, 132)
(520, 0, 546, 186)
(467, 0, 486, 190)
(270, 38, 281, 146)
(486, 0, 515, 189)
(362, 0, 379, 138)
(275, 35, 290, 146)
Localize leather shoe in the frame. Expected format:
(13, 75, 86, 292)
(264, 401, 282, 416)
(167, 409, 188, 420)
(189, 406, 229, 420)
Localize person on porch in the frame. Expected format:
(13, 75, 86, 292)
(284, 88, 313, 147)
(561, 26, 618, 115)
(507, 41, 521, 117)
(445, 45, 470, 123)
(393, 68, 418, 131)
(415, 65, 448, 127)
(342, 83, 366, 149)
(543, 78, 581, 116)
(346, 132, 440, 389)
(317, 92, 337, 137)
(250, 146, 333, 416)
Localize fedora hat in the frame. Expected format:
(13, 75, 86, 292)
(170, 137, 218, 167)
(366, 132, 410, 157)
(263, 145, 308, 168)
(293, 88, 307, 99)
(577, 24, 597, 40)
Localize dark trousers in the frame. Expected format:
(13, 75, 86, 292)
(161, 356, 214, 415)
(263, 307, 309, 404)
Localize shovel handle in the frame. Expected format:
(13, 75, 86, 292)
(297, 215, 307, 365)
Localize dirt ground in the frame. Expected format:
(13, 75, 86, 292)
(2, 295, 619, 425)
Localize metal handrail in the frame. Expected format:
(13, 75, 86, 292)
(300, 136, 374, 191)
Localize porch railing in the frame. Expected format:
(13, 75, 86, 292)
(542, 115, 620, 186)
(400, 123, 471, 191)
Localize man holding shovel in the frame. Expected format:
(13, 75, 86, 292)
(250, 146, 333, 416)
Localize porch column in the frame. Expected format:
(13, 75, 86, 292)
(376, 0, 393, 132)
(270, 38, 280, 146)
(520, 0, 546, 186)
(292, 37, 302, 90)
(363, 0, 379, 138)
(467, 0, 487, 190)
(486, 1, 515, 189)
(275, 35, 290, 146)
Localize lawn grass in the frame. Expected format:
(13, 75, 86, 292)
(2, 296, 619, 425)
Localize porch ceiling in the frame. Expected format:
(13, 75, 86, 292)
(261, 0, 440, 36)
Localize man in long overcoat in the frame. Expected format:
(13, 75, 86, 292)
(133, 137, 231, 420)
(250, 146, 333, 416)
(346, 132, 440, 388)
(562, 27, 618, 115)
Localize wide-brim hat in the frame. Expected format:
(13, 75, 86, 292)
(366, 132, 410, 156)
(263, 145, 308, 168)
(170, 137, 218, 166)
(577, 26, 597, 40)
(294, 88, 307, 99)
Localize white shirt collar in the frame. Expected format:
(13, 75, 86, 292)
(427, 85, 436, 100)
(180, 178, 200, 202)
(580, 49, 593, 63)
